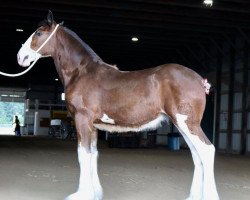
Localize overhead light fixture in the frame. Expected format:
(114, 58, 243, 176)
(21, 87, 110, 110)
(55, 78, 59, 81)
(131, 37, 139, 42)
(16, 28, 24, 32)
(203, 0, 213, 6)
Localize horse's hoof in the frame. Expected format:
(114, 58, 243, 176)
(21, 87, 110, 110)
(64, 193, 78, 200)
(185, 195, 219, 200)
(64, 192, 95, 200)
(185, 195, 201, 200)
(94, 188, 103, 200)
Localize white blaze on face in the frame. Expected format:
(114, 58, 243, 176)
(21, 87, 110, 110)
(17, 32, 41, 67)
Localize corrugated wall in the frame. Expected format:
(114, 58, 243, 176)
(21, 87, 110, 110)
(216, 36, 249, 154)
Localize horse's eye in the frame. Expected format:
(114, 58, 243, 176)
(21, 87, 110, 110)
(35, 31, 42, 36)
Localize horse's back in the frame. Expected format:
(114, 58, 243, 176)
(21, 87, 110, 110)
(117, 63, 203, 84)
(98, 63, 206, 106)
(155, 63, 203, 83)
(128, 63, 205, 100)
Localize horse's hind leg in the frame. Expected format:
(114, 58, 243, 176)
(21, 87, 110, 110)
(181, 133, 203, 199)
(195, 126, 218, 200)
(174, 113, 219, 200)
(174, 114, 203, 200)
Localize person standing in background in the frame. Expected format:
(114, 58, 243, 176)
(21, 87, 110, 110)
(13, 116, 21, 136)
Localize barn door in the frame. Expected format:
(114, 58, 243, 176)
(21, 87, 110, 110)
(0, 89, 25, 135)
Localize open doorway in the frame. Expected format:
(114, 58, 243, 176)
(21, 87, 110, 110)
(0, 89, 25, 135)
(0, 102, 25, 135)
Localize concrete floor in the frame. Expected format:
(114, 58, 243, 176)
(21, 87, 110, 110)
(0, 136, 250, 200)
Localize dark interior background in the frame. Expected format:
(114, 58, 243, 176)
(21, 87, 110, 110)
(0, 0, 249, 87)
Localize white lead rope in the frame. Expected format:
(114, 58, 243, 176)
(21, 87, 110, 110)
(0, 57, 40, 77)
(0, 24, 59, 77)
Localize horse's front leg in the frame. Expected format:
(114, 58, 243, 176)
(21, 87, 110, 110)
(65, 112, 101, 200)
(91, 129, 103, 200)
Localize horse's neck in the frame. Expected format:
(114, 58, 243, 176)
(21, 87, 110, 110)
(52, 27, 102, 87)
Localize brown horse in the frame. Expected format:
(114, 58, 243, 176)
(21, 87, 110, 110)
(17, 11, 219, 200)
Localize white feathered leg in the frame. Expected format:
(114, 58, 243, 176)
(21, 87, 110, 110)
(65, 145, 95, 200)
(176, 116, 203, 200)
(91, 149, 103, 200)
(90, 131, 103, 200)
(176, 113, 219, 200)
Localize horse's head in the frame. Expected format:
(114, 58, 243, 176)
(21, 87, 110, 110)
(17, 11, 59, 67)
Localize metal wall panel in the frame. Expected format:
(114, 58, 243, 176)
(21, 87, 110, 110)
(233, 113, 242, 130)
(221, 81, 229, 92)
(156, 135, 167, 145)
(157, 123, 171, 134)
(235, 54, 244, 69)
(235, 37, 244, 70)
(220, 113, 228, 130)
(222, 42, 230, 72)
(219, 133, 227, 150)
(235, 72, 243, 84)
(248, 70, 250, 86)
(236, 37, 245, 49)
(220, 94, 228, 110)
(28, 91, 55, 101)
(156, 123, 170, 145)
(248, 112, 250, 130)
(232, 133, 241, 152)
(233, 92, 242, 110)
(247, 134, 250, 152)
(0, 90, 25, 103)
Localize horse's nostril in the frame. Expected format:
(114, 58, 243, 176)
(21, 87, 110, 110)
(24, 55, 29, 61)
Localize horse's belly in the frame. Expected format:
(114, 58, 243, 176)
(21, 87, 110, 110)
(93, 114, 168, 132)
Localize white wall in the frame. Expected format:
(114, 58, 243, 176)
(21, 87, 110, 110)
(34, 110, 50, 136)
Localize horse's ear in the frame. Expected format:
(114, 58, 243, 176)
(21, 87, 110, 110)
(59, 21, 64, 26)
(47, 10, 54, 26)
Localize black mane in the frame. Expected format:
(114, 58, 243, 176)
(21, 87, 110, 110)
(63, 26, 103, 62)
